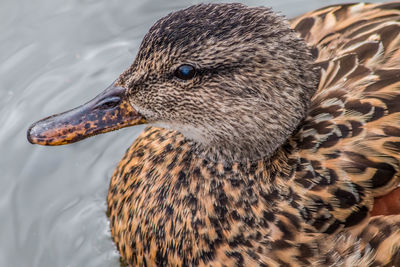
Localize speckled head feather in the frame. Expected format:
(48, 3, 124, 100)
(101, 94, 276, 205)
(117, 3, 320, 162)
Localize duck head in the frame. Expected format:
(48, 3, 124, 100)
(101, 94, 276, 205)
(27, 3, 319, 162)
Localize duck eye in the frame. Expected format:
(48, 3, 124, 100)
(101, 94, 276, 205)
(174, 64, 196, 80)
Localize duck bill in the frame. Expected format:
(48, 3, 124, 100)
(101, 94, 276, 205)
(27, 82, 146, 146)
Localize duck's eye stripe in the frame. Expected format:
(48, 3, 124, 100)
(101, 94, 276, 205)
(175, 64, 196, 80)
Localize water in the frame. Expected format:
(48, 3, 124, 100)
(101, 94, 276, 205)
(0, 0, 383, 266)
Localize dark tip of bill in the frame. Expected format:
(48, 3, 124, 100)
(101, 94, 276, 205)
(26, 122, 37, 144)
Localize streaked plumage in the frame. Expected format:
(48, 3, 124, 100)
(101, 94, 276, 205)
(28, 2, 400, 266)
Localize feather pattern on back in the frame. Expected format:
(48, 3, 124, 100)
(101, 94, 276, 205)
(290, 2, 400, 230)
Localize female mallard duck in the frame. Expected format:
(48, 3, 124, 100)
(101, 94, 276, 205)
(27, 2, 400, 266)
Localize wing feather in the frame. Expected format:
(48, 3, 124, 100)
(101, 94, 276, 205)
(289, 2, 400, 231)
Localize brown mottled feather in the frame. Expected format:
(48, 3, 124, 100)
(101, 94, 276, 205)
(108, 3, 400, 266)
(291, 1, 400, 223)
(292, 2, 400, 264)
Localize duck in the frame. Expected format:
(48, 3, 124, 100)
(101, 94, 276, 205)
(27, 2, 400, 266)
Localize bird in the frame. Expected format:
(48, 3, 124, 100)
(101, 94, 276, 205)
(27, 2, 400, 266)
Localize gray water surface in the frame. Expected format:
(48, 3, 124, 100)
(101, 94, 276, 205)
(1, 0, 383, 266)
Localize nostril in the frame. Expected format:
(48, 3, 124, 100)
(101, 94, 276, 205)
(94, 96, 121, 110)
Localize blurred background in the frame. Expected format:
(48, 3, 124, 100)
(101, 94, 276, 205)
(0, 0, 383, 266)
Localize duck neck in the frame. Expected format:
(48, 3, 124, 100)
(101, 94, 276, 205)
(189, 133, 292, 164)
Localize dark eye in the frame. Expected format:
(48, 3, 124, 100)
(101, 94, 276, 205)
(174, 64, 196, 80)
